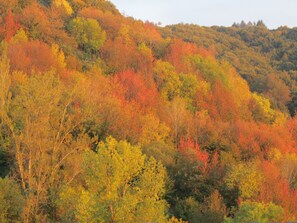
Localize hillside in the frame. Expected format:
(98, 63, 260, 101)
(161, 23, 297, 114)
(0, 0, 297, 222)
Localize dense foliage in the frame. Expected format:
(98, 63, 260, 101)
(0, 0, 297, 222)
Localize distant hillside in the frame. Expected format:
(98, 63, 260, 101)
(160, 23, 297, 114)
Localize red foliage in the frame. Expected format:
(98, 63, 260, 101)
(5, 10, 20, 42)
(179, 136, 209, 171)
(115, 70, 158, 111)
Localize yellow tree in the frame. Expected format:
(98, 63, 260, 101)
(58, 137, 168, 223)
(0, 54, 91, 221)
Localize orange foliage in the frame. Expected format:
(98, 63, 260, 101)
(8, 41, 59, 73)
(4, 10, 20, 42)
(165, 39, 198, 72)
(115, 70, 158, 111)
(19, 3, 50, 38)
(143, 22, 162, 42)
(18, 3, 72, 45)
(287, 116, 297, 150)
(206, 82, 239, 121)
(259, 161, 297, 217)
(79, 7, 122, 39)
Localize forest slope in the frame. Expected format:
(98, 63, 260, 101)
(0, 0, 296, 222)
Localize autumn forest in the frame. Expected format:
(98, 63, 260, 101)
(0, 0, 297, 222)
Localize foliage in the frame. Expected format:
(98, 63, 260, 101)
(224, 201, 284, 223)
(225, 162, 263, 200)
(68, 17, 106, 54)
(52, 0, 73, 15)
(58, 137, 168, 222)
(0, 178, 24, 223)
(0, 1, 297, 222)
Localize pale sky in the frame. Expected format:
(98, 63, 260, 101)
(111, 0, 297, 29)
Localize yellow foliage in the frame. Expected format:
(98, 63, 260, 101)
(138, 42, 153, 58)
(225, 162, 263, 200)
(139, 114, 170, 145)
(51, 44, 66, 71)
(11, 71, 28, 86)
(52, 0, 73, 15)
(118, 25, 132, 45)
(251, 93, 275, 123)
(272, 111, 287, 126)
(11, 29, 28, 44)
(197, 80, 211, 96)
(167, 217, 188, 223)
(267, 148, 282, 162)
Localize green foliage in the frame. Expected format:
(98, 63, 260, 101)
(174, 197, 225, 223)
(0, 150, 10, 178)
(179, 73, 199, 100)
(142, 141, 176, 167)
(68, 17, 106, 54)
(186, 55, 228, 84)
(168, 153, 209, 203)
(224, 201, 284, 223)
(0, 178, 24, 223)
(58, 137, 168, 223)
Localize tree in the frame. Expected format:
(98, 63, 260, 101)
(224, 201, 284, 223)
(68, 17, 106, 54)
(0, 51, 11, 179)
(0, 67, 91, 221)
(0, 178, 24, 223)
(58, 137, 168, 223)
(162, 97, 190, 145)
(249, 93, 275, 123)
(139, 114, 170, 145)
(153, 60, 182, 100)
(52, 0, 73, 15)
(4, 10, 20, 42)
(179, 136, 209, 172)
(225, 162, 263, 200)
(115, 70, 158, 110)
(8, 40, 64, 73)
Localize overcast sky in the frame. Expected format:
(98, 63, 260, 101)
(111, 0, 297, 29)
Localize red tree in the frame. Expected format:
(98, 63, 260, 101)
(115, 70, 158, 111)
(5, 10, 20, 42)
(179, 136, 209, 171)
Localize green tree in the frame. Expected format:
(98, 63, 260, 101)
(0, 178, 24, 223)
(58, 137, 168, 223)
(224, 201, 284, 223)
(68, 17, 106, 54)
